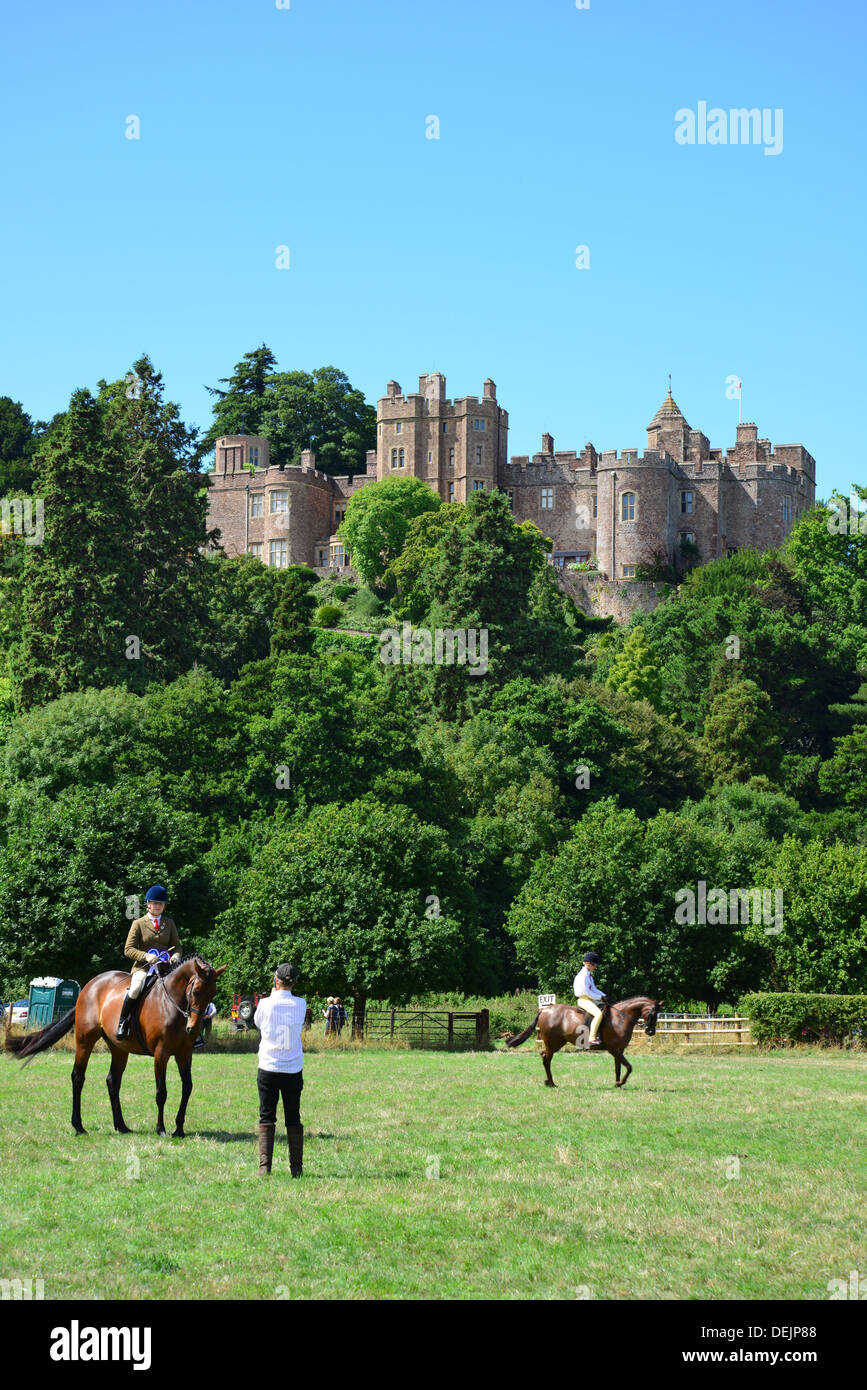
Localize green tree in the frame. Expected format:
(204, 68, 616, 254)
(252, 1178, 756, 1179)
(604, 625, 663, 709)
(703, 679, 782, 785)
(340, 477, 442, 585)
(270, 566, 318, 657)
(10, 389, 137, 708)
(205, 799, 479, 1029)
(200, 349, 376, 477)
(0, 396, 36, 494)
(1, 686, 144, 796)
(0, 785, 210, 993)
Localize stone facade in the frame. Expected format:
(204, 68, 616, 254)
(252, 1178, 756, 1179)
(206, 379, 816, 586)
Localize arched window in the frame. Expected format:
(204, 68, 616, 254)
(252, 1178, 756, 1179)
(621, 492, 636, 521)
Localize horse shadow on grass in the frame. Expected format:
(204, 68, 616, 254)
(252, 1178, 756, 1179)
(193, 1130, 338, 1143)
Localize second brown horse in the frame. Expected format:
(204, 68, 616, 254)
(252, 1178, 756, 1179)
(507, 997, 662, 1087)
(5, 955, 225, 1135)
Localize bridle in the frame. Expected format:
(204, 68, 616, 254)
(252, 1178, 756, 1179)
(161, 968, 208, 1028)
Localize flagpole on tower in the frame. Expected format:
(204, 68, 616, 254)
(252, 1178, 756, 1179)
(738, 378, 742, 423)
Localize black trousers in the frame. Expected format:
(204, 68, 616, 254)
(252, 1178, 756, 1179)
(257, 1068, 303, 1126)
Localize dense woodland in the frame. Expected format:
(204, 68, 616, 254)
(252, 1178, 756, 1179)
(0, 352, 865, 1011)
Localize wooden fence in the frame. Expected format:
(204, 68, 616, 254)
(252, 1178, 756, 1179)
(362, 1008, 490, 1050)
(636, 1013, 753, 1045)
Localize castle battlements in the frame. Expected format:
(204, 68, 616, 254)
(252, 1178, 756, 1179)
(206, 377, 816, 588)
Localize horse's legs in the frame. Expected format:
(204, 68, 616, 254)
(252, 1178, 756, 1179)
(71, 1036, 96, 1135)
(105, 1046, 131, 1133)
(154, 1052, 169, 1135)
(543, 1047, 556, 1086)
(614, 1050, 632, 1087)
(173, 1054, 193, 1138)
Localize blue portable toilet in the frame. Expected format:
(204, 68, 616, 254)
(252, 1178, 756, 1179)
(27, 977, 80, 1030)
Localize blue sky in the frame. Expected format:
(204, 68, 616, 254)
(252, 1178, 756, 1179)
(1, 0, 864, 498)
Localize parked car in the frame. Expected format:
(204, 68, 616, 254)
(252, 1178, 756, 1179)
(230, 993, 261, 1032)
(3, 1000, 29, 1027)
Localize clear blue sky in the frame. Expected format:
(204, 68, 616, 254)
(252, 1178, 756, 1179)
(1, 0, 864, 498)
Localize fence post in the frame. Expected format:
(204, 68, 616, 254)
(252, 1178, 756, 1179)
(477, 1009, 489, 1049)
(448, 1013, 454, 1048)
(390, 1008, 395, 1038)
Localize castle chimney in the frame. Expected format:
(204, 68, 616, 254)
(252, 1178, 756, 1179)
(483, 378, 496, 400)
(386, 380, 401, 399)
(736, 422, 758, 444)
(542, 432, 554, 455)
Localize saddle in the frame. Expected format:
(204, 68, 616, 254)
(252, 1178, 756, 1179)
(128, 960, 170, 1053)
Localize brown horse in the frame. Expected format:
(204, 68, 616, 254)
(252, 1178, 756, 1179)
(5, 955, 226, 1136)
(506, 996, 662, 1087)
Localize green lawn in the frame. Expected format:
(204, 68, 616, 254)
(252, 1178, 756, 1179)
(1, 1046, 865, 1300)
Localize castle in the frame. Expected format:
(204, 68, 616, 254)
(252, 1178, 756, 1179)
(206, 373, 816, 588)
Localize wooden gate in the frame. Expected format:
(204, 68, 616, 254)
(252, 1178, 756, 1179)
(361, 1008, 489, 1050)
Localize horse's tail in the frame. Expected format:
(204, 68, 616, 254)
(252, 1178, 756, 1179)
(506, 1011, 541, 1048)
(5, 1007, 76, 1062)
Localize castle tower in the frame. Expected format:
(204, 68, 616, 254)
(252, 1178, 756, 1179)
(215, 434, 270, 473)
(645, 389, 690, 463)
(376, 373, 508, 503)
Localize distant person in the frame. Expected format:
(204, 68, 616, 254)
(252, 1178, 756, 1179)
(254, 963, 306, 1178)
(335, 998, 347, 1035)
(323, 996, 337, 1033)
(117, 885, 181, 1040)
(573, 950, 607, 1048)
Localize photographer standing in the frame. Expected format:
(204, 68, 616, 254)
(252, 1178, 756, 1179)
(254, 963, 306, 1178)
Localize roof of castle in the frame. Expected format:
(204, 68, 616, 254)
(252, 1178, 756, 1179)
(647, 389, 689, 432)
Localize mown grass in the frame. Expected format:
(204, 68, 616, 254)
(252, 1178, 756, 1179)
(1, 1046, 864, 1300)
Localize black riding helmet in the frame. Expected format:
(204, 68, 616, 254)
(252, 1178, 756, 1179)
(583, 951, 600, 965)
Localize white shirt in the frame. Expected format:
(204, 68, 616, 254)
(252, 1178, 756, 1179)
(254, 990, 306, 1074)
(574, 966, 604, 1001)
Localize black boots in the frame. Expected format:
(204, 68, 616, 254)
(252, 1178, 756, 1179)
(287, 1124, 303, 1178)
(116, 991, 134, 1040)
(258, 1123, 276, 1175)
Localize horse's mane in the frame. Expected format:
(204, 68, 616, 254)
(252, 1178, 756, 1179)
(614, 995, 658, 1008)
(166, 952, 215, 978)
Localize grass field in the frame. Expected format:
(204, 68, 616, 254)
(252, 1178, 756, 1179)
(1, 1044, 865, 1300)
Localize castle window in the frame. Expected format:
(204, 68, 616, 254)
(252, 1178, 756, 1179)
(622, 564, 636, 578)
(428, 451, 433, 463)
(248, 446, 259, 466)
(506, 488, 514, 510)
(270, 491, 288, 514)
(449, 448, 455, 467)
(680, 490, 694, 514)
(248, 542, 263, 560)
(269, 539, 288, 568)
(391, 447, 405, 469)
(473, 480, 485, 491)
(592, 492, 597, 518)
(316, 548, 327, 567)
(541, 486, 554, 510)
(395, 422, 402, 434)
(442, 422, 448, 433)
(473, 418, 486, 431)
(681, 532, 694, 545)
(783, 495, 792, 523)
(475, 446, 483, 465)
(448, 482, 455, 502)
(621, 492, 636, 521)
(250, 494, 264, 518)
(331, 543, 346, 567)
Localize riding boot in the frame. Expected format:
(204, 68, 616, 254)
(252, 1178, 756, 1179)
(116, 991, 134, 1040)
(258, 1123, 276, 1176)
(286, 1124, 303, 1178)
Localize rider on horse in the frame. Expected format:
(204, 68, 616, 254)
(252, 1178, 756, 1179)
(117, 885, 182, 1040)
(573, 950, 607, 1047)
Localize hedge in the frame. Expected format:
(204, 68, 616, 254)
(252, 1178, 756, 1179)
(740, 992, 867, 1045)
